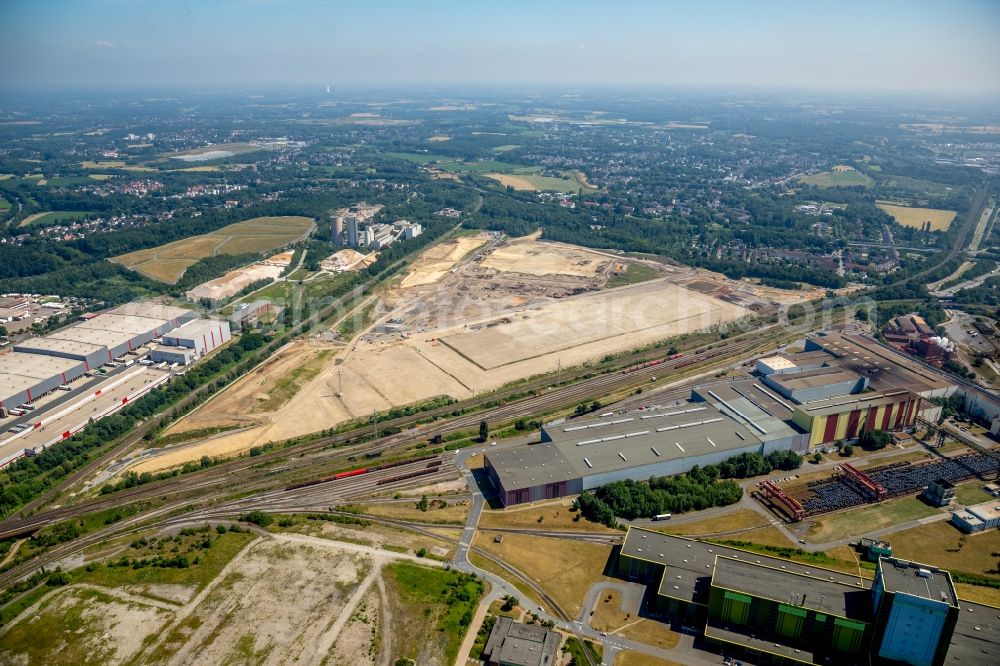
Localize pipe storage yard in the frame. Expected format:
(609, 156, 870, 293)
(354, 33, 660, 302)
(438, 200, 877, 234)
(0, 302, 197, 467)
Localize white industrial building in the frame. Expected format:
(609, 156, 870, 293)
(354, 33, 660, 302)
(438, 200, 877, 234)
(951, 500, 1000, 533)
(2, 302, 196, 409)
(161, 319, 232, 355)
(150, 345, 197, 366)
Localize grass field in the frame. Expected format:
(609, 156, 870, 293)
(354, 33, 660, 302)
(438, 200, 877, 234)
(0, 196, 9, 212)
(876, 201, 957, 231)
(888, 520, 1000, 581)
(252, 349, 331, 412)
(113, 215, 314, 283)
(615, 651, 687, 666)
(881, 174, 954, 196)
(383, 562, 484, 666)
(798, 170, 873, 188)
(605, 262, 662, 289)
(805, 496, 941, 543)
(485, 170, 593, 193)
(473, 531, 611, 616)
(18, 210, 89, 228)
(592, 589, 680, 649)
(80, 160, 156, 172)
(478, 500, 619, 533)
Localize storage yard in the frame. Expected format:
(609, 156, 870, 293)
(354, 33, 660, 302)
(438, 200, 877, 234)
(184, 251, 293, 301)
(138, 235, 778, 472)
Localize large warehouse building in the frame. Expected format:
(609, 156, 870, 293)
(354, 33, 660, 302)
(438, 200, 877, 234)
(486, 332, 956, 507)
(0, 352, 87, 410)
(161, 318, 232, 355)
(615, 528, 983, 666)
(485, 392, 807, 506)
(1, 302, 196, 410)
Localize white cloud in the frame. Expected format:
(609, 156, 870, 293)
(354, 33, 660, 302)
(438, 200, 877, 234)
(93, 40, 116, 49)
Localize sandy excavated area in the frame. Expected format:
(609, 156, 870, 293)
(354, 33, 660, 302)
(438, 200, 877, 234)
(137, 280, 746, 473)
(151, 539, 372, 665)
(185, 262, 284, 301)
(481, 238, 612, 277)
(399, 235, 488, 288)
(443, 279, 743, 369)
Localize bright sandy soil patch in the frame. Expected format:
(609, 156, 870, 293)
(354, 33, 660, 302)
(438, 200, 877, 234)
(877, 202, 957, 231)
(485, 173, 543, 191)
(399, 235, 488, 287)
(480, 237, 611, 277)
(185, 262, 283, 300)
(441, 279, 745, 370)
(136, 236, 752, 473)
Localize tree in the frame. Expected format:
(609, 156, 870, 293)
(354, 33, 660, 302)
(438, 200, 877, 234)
(479, 420, 489, 442)
(812, 452, 823, 464)
(240, 510, 272, 527)
(416, 495, 429, 511)
(842, 443, 854, 456)
(858, 429, 891, 450)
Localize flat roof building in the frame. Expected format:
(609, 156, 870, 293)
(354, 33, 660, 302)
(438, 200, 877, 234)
(0, 352, 86, 409)
(481, 617, 560, 666)
(486, 395, 807, 506)
(950, 500, 1000, 533)
(161, 319, 232, 355)
(616, 528, 977, 666)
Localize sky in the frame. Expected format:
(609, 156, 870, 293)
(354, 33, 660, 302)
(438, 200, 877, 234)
(1, 0, 998, 93)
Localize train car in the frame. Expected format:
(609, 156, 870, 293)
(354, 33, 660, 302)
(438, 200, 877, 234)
(333, 468, 367, 480)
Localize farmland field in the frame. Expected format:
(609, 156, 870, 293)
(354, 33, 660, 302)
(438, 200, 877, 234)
(876, 201, 957, 230)
(18, 210, 90, 228)
(80, 160, 156, 172)
(798, 169, 873, 188)
(112, 215, 314, 283)
(485, 170, 594, 193)
(0, 195, 9, 211)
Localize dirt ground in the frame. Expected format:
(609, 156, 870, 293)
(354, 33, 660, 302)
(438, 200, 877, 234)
(473, 531, 612, 617)
(0, 586, 173, 666)
(185, 262, 284, 301)
(480, 237, 611, 277)
(147, 537, 373, 665)
(399, 235, 489, 287)
(137, 235, 784, 473)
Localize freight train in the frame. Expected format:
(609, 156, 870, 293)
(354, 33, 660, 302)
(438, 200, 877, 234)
(284, 454, 439, 491)
(621, 353, 682, 374)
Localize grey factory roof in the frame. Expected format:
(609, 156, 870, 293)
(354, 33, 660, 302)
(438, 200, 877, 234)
(493, 394, 801, 492)
(693, 379, 801, 430)
(765, 367, 861, 393)
(878, 558, 957, 607)
(793, 390, 917, 418)
(165, 318, 228, 341)
(485, 441, 579, 492)
(619, 528, 870, 605)
(0, 352, 83, 401)
(713, 555, 870, 620)
(807, 333, 953, 394)
(106, 302, 194, 321)
(45, 328, 141, 350)
(73, 313, 169, 335)
(13, 336, 108, 358)
(0, 352, 84, 380)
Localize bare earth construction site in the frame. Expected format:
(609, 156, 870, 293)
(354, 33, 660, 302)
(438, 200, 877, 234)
(141, 234, 778, 471)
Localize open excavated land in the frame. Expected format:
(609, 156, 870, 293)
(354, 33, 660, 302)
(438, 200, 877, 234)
(0, 533, 456, 666)
(398, 234, 489, 287)
(320, 248, 378, 273)
(185, 261, 285, 301)
(136, 235, 791, 472)
(112, 216, 314, 283)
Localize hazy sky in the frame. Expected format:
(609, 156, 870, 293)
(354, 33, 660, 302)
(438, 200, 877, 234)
(1, 0, 998, 93)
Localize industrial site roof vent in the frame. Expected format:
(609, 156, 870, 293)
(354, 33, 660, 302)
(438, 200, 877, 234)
(583, 457, 592, 468)
(650, 446, 661, 457)
(562, 417, 634, 433)
(640, 406, 707, 421)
